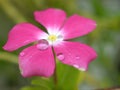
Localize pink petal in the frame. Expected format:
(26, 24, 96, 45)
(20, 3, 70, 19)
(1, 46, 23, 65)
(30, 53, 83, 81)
(19, 45, 55, 77)
(54, 41, 97, 71)
(34, 8, 66, 34)
(3, 23, 47, 51)
(61, 15, 97, 39)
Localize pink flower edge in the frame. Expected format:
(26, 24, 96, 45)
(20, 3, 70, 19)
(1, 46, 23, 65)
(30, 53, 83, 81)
(3, 8, 97, 77)
(54, 41, 97, 71)
(3, 23, 47, 51)
(19, 45, 55, 77)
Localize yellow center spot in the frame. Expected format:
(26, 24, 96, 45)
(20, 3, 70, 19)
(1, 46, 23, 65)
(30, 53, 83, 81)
(48, 35, 57, 42)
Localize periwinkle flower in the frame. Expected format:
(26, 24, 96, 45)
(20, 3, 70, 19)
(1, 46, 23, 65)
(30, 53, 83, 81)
(3, 8, 97, 77)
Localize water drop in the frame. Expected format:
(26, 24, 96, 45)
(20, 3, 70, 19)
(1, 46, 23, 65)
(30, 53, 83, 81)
(68, 53, 71, 56)
(73, 64, 86, 71)
(20, 52, 25, 56)
(20, 70, 23, 74)
(19, 68, 23, 74)
(76, 56, 80, 60)
(73, 64, 79, 68)
(57, 35, 63, 40)
(79, 67, 86, 71)
(37, 39, 49, 50)
(57, 53, 65, 61)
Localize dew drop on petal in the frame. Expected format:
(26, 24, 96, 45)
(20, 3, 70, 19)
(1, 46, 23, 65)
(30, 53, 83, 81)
(73, 64, 86, 71)
(57, 53, 65, 61)
(79, 67, 86, 71)
(68, 53, 72, 56)
(19, 68, 23, 75)
(20, 70, 23, 75)
(57, 35, 63, 40)
(73, 64, 79, 68)
(20, 52, 25, 56)
(37, 39, 49, 50)
(76, 56, 80, 60)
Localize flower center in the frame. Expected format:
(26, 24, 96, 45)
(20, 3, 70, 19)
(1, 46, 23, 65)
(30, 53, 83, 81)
(48, 34, 57, 42)
(39, 31, 64, 46)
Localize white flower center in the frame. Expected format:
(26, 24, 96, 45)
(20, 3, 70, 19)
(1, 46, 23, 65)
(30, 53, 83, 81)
(38, 29, 64, 46)
(48, 34, 57, 42)
(47, 33, 63, 45)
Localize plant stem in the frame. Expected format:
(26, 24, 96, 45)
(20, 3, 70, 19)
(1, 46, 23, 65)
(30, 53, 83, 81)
(52, 47, 58, 89)
(0, 0, 27, 23)
(53, 63, 57, 85)
(0, 51, 18, 64)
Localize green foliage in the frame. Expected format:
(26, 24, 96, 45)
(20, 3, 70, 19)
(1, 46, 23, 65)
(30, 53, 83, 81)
(0, 51, 18, 63)
(56, 62, 80, 90)
(0, 0, 120, 90)
(20, 63, 84, 90)
(21, 86, 49, 90)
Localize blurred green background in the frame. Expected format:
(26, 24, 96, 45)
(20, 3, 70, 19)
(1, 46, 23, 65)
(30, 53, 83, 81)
(0, 0, 120, 90)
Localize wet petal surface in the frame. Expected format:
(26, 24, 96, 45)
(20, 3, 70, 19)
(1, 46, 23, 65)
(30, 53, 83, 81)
(34, 8, 66, 34)
(3, 23, 47, 51)
(19, 45, 55, 77)
(61, 15, 96, 39)
(54, 41, 97, 71)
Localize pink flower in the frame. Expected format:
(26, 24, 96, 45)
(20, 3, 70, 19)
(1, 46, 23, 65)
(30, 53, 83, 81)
(3, 8, 97, 77)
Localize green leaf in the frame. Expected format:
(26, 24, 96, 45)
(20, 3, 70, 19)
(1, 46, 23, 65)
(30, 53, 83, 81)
(31, 77, 52, 88)
(21, 77, 52, 90)
(21, 86, 50, 90)
(32, 77, 48, 85)
(56, 62, 81, 90)
(0, 51, 18, 64)
(0, 0, 27, 23)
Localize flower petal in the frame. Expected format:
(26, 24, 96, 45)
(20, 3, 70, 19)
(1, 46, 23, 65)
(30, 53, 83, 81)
(19, 45, 55, 77)
(54, 41, 97, 71)
(3, 23, 47, 51)
(34, 8, 66, 34)
(61, 15, 96, 39)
